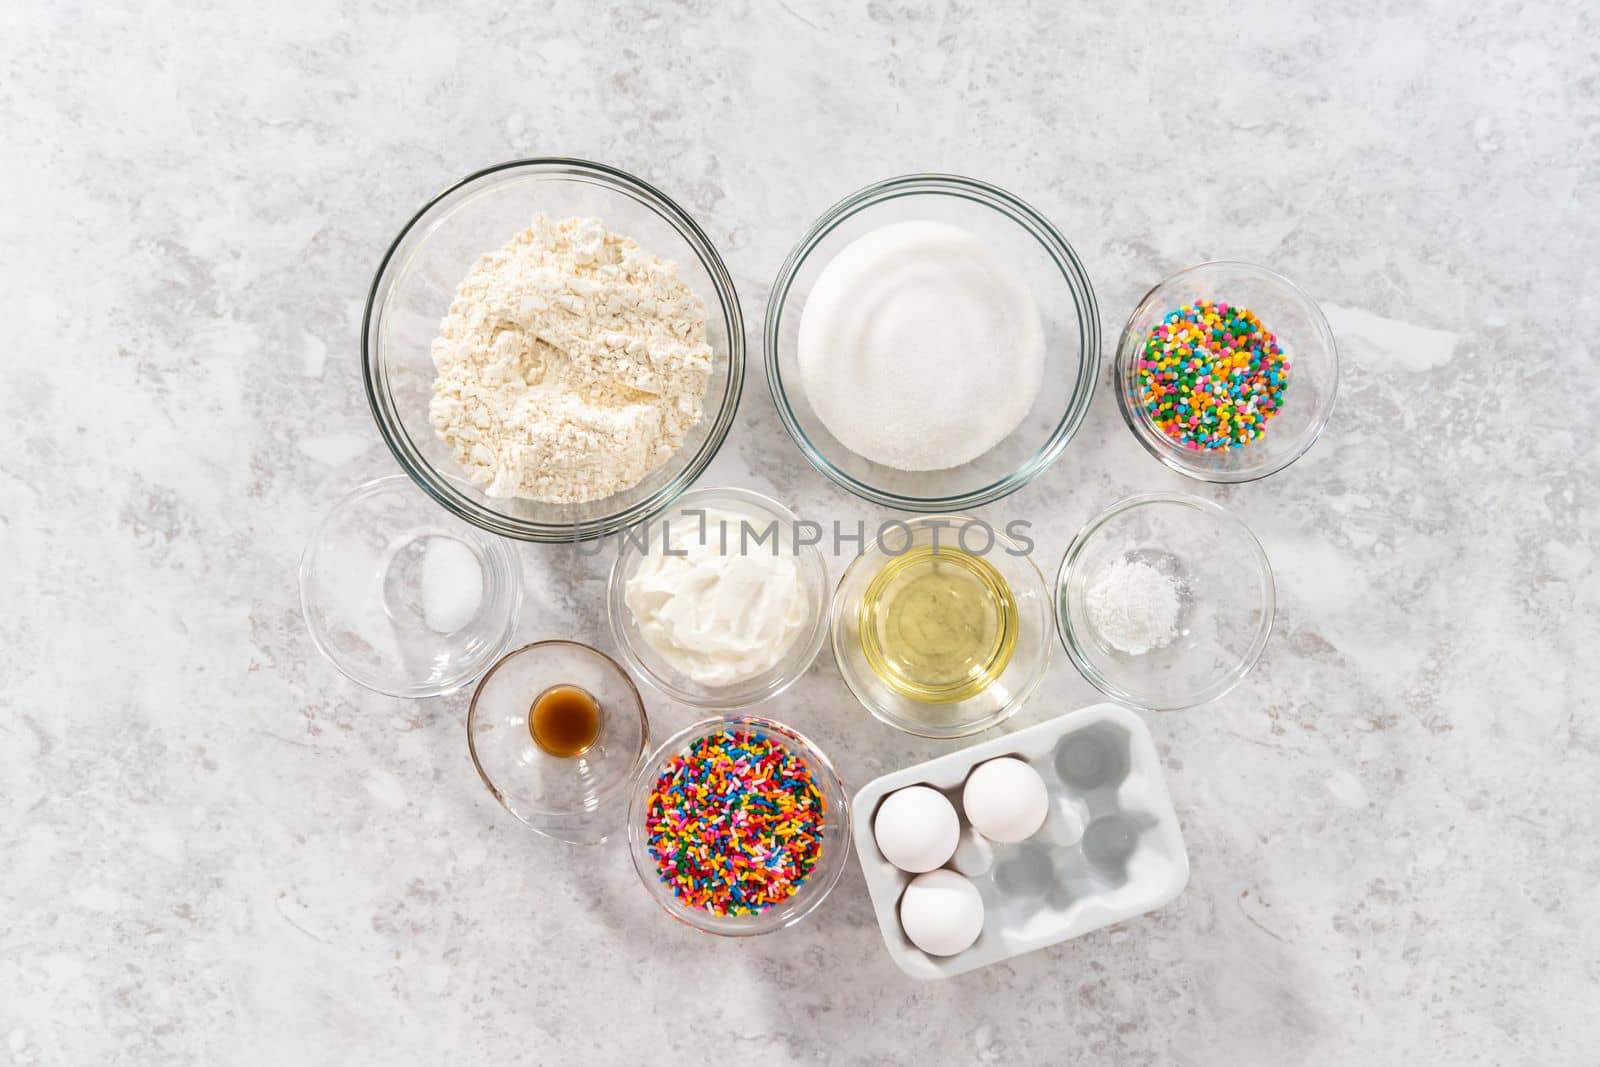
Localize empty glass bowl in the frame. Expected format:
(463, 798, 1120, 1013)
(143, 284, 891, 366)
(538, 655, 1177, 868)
(765, 174, 1099, 511)
(299, 475, 521, 697)
(1056, 493, 1275, 710)
(467, 640, 650, 844)
(1115, 261, 1338, 482)
(363, 158, 745, 542)
(605, 487, 830, 709)
(626, 715, 851, 935)
(831, 516, 1052, 738)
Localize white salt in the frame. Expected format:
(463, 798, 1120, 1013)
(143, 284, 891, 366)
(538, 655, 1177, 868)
(421, 536, 484, 634)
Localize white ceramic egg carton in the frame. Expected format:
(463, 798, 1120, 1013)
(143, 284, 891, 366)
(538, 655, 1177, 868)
(850, 702, 1189, 979)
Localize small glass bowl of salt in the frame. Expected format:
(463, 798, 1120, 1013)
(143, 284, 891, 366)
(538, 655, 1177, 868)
(299, 475, 521, 697)
(1055, 493, 1274, 711)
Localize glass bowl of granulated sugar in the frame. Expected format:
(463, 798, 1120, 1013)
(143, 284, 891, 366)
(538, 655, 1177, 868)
(363, 158, 746, 543)
(764, 173, 1100, 511)
(1055, 492, 1276, 711)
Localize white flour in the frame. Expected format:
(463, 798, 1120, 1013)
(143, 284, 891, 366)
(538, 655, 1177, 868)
(1085, 558, 1181, 655)
(429, 215, 712, 503)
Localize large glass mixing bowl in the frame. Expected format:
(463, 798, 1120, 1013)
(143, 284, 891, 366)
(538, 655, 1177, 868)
(363, 158, 745, 542)
(764, 174, 1099, 511)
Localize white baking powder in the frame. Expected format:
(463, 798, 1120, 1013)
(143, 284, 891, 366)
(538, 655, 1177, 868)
(1085, 558, 1182, 655)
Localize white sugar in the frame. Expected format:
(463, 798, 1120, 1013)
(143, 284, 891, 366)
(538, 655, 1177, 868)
(797, 220, 1044, 471)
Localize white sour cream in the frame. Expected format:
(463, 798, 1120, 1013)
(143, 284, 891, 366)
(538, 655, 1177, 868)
(624, 512, 809, 687)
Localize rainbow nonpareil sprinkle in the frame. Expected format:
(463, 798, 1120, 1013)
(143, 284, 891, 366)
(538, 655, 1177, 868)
(645, 729, 826, 917)
(1137, 300, 1290, 450)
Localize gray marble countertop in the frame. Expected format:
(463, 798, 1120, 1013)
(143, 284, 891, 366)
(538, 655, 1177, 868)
(5, 1, 1597, 1064)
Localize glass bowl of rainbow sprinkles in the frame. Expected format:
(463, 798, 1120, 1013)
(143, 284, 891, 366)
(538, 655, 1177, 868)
(626, 715, 851, 936)
(1115, 261, 1339, 483)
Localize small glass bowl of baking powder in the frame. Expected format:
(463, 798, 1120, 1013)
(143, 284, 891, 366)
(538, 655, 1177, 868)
(1056, 493, 1275, 710)
(363, 158, 745, 543)
(605, 487, 831, 710)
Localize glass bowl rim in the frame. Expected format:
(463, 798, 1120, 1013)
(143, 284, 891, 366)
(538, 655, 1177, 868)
(1113, 259, 1340, 485)
(465, 638, 652, 824)
(1054, 491, 1277, 710)
(829, 514, 1053, 738)
(362, 156, 746, 543)
(763, 172, 1101, 511)
(625, 713, 852, 936)
(297, 474, 522, 698)
(604, 486, 832, 710)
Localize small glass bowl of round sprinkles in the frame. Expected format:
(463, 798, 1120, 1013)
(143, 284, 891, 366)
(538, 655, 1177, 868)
(626, 715, 850, 935)
(1115, 261, 1339, 483)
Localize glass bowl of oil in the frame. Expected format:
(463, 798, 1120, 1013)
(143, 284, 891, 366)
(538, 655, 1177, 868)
(830, 516, 1053, 738)
(466, 640, 650, 845)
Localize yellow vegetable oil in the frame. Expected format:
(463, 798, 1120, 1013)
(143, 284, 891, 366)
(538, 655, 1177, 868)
(859, 545, 1017, 703)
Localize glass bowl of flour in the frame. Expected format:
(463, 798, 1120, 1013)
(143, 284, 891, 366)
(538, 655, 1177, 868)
(363, 158, 745, 542)
(764, 174, 1099, 511)
(1055, 493, 1275, 710)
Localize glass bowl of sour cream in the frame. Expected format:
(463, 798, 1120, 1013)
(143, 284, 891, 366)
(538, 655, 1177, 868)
(605, 487, 831, 709)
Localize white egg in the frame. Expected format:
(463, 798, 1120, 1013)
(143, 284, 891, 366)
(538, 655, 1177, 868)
(962, 757, 1049, 844)
(873, 785, 960, 873)
(899, 869, 984, 957)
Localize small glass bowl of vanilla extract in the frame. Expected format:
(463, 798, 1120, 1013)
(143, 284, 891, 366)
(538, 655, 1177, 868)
(467, 641, 650, 844)
(831, 516, 1052, 738)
